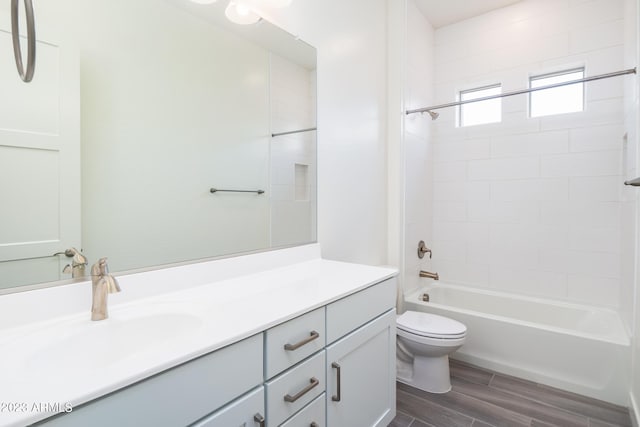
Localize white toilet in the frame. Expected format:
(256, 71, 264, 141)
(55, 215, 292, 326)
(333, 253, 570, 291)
(396, 310, 467, 393)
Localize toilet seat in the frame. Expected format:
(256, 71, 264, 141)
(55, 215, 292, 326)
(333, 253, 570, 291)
(397, 311, 466, 339)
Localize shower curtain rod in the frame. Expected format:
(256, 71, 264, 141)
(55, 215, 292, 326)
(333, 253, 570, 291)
(406, 67, 637, 117)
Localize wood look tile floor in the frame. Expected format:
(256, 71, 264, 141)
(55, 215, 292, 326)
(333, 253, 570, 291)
(389, 360, 633, 427)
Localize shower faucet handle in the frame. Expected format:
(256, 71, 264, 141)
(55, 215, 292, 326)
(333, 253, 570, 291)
(418, 241, 432, 259)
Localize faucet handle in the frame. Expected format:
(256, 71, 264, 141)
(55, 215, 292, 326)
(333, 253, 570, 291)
(70, 248, 87, 266)
(417, 241, 432, 259)
(91, 258, 121, 294)
(104, 275, 121, 294)
(91, 257, 108, 277)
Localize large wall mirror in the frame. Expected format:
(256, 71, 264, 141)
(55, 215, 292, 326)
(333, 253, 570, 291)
(0, 0, 317, 292)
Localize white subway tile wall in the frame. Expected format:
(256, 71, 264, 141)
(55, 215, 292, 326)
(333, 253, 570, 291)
(403, 1, 437, 297)
(269, 54, 317, 247)
(431, 0, 626, 307)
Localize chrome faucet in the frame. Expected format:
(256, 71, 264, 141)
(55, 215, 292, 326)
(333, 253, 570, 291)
(419, 270, 439, 281)
(90, 258, 121, 321)
(56, 248, 88, 279)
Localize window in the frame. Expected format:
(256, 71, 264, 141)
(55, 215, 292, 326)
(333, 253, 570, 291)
(530, 68, 584, 118)
(459, 84, 502, 127)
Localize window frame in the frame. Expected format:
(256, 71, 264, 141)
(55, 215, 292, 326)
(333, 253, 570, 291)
(529, 67, 585, 118)
(458, 83, 502, 127)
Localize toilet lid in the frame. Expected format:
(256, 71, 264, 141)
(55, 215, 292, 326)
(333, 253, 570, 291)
(397, 311, 466, 339)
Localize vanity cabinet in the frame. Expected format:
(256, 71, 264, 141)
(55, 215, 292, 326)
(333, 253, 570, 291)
(265, 307, 325, 379)
(264, 278, 396, 427)
(36, 277, 396, 427)
(37, 334, 264, 427)
(265, 351, 325, 426)
(264, 307, 326, 427)
(326, 310, 396, 427)
(325, 279, 396, 427)
(280, 393, 326, 427)
(191, 386, 264, 427)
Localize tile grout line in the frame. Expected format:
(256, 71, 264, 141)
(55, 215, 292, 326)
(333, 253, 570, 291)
(400, 361, 633, 427)
(486, 382, 629, 427)
(407, 384, 535, 426)
(486, 382, 582, 417)
(398, 387, 475, 426)
(457, 377, 592, 427)
(484, 369, 629, 415)
(397, 409, 416, 427)
(488, 373, 495, 386)
(458, 376, 612, 427)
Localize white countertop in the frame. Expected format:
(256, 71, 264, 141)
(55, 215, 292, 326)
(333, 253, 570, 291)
(0, 245, 397, 426)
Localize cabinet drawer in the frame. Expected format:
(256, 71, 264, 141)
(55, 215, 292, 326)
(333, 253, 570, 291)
(191, 386, 264, 427)
(279, 393, 325, 427)
(38, 334, 263, 427)
(266, 351, 325, 427)
(266, 307, 325, 379)
(326, 278, 396, 344)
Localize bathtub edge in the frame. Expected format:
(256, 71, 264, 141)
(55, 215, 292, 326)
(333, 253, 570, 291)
(404, 284, 631, 406)
(405, 284, 630, 345)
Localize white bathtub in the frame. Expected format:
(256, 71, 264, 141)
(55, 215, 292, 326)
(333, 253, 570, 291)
(404, 283, 631, 405)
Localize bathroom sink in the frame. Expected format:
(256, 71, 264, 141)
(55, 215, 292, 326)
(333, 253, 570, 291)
(5, 305, 204, 379)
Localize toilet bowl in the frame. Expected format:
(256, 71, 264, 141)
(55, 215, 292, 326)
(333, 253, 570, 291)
(396, 310, 466, 393)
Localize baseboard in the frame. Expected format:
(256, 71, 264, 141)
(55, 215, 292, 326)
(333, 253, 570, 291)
(631, 390, 639, 427)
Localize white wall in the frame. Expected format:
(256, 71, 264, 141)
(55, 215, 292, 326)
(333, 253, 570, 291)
(403, 1, 435, 297)
(386, 0, 406, 303)
(626, 0, 640, 420)
(430, 0, 628, 308)
(263, 0, 390, 265)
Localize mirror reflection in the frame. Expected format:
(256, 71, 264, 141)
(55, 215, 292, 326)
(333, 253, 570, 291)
(0, 0, 317, 291)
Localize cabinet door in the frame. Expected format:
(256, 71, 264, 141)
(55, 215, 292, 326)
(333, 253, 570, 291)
(0, 3, 81, 267)
(191, 386, 264, 427)
(38, 334, 263, 427)
(326, 309, 396, 427)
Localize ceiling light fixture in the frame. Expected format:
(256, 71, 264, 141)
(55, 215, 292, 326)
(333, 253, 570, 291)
(225, 0, 261, 25)
(261, 0, 292, 7)
(189, 0, 294, 25)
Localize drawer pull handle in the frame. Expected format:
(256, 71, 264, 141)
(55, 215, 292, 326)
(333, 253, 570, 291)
(253, 413, 265, 427)
(284, 330, 320, 351)
(310, 423, 319, 427)
(284, 377, 319, 403)
(331, 362, 341, 402)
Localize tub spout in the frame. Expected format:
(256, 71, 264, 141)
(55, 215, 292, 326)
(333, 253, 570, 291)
(419, 270, 439, 281)
(90, 257, 121, 321)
